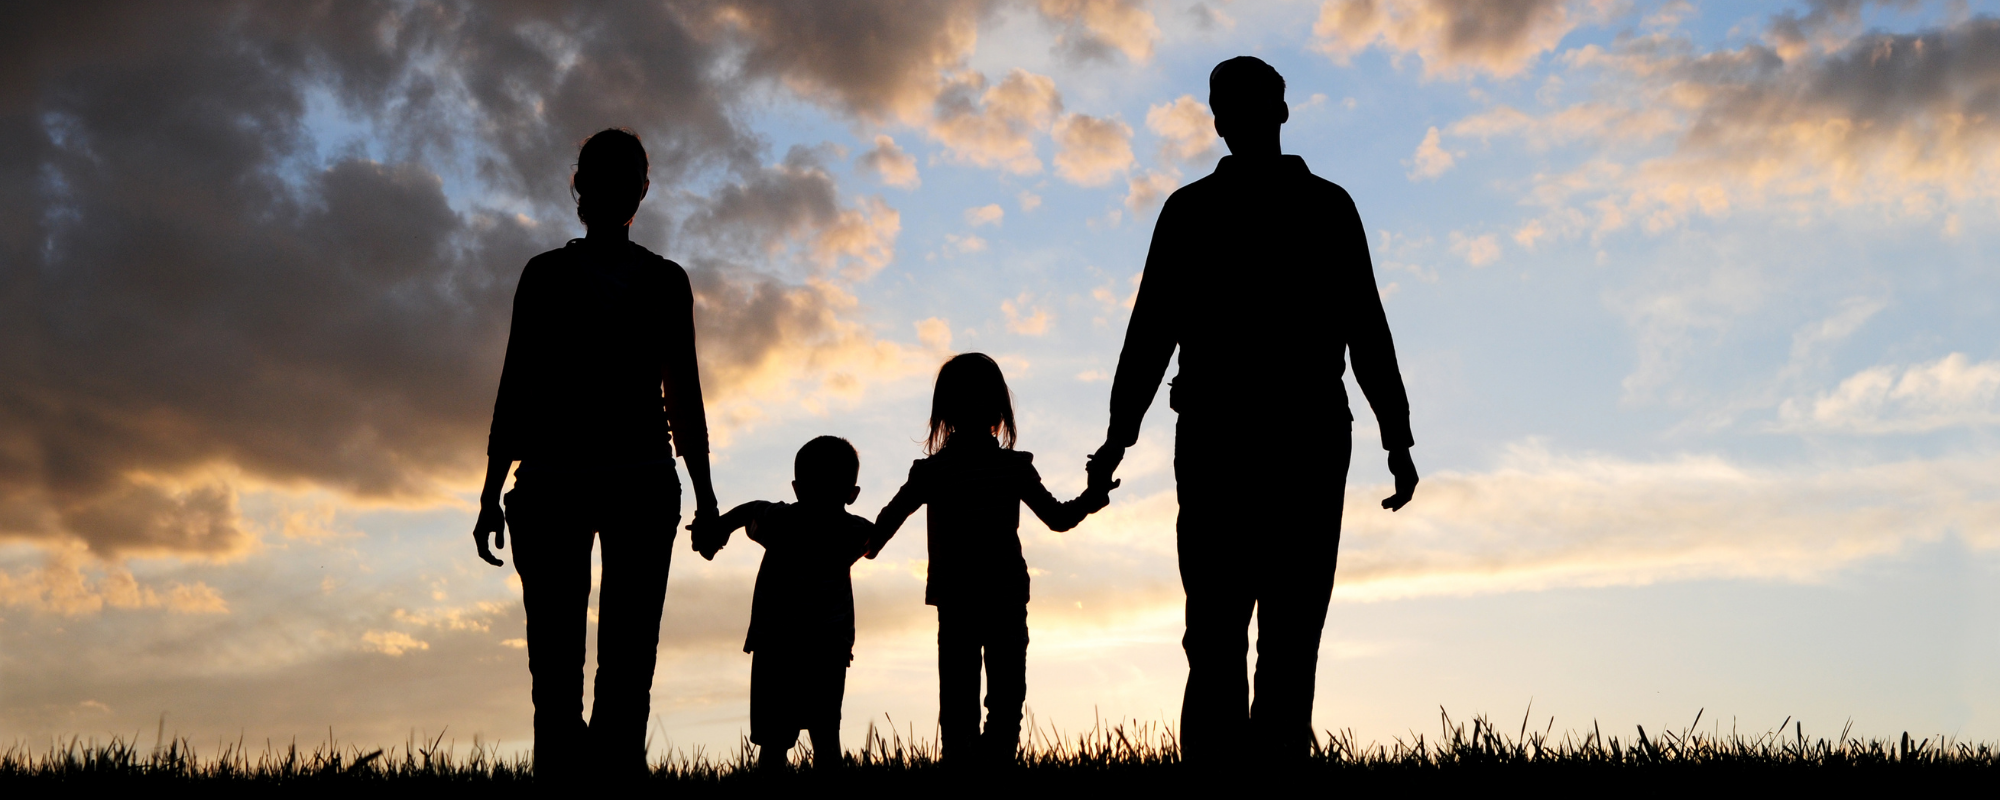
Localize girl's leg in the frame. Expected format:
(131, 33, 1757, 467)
(979, 604, 1029, 765)
(936, 605, 983, 762)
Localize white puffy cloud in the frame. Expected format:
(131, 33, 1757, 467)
(1312, 0, 1579, 78)
(964, 203, 1005, 227)
(1002, 293, 1052, 335)
(1454, 13, 2000, 242)
(1332, 441, 2000, 600)
(927, 68, 1065, 174)
(1406, 126, 1457, 180)
(1052, 113, 1136, 186)
(857, 134, 921, 188)
(1144, 95, 1216, 163)
(1037, 0, 1161, 63)
(1778, 354, 2000, 434)
(1124, 170, 1180, 213)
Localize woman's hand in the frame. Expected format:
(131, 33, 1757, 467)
(473, 498, 507, 566)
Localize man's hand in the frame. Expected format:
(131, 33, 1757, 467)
(1381, 447, 1419, 511)
(473, 498, 506, 567)
(1086, 442, 1126, 491)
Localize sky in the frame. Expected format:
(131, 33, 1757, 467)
(5, 0, 2000, 758)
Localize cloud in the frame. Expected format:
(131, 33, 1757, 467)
(1462, 13, 2000, 242)
(1777, 354, 2000, 434)
(1406, 126, 1458, 179)
(0, 545, 227, 616)
(964, 203, 1005, 227)
(1, 2, 1000, 560)
(360, 630, 430, 657)
(1145, 95, 1217, 163)
(1331, 441, 2000, 601)
(1019, 191, 1043, 211)
(927, 68, 1065, 174)
(1052, 113, 1136, 186)
(1312, 0, 1578, 79)
(1002, 294, 1051, 335)
(1124, 170, 1180, 213)
(857, 135, 921, 188)
(915, 317, 954, 351)
(1448, 231, 1500, 266)
(1037, 0, 1161, 63)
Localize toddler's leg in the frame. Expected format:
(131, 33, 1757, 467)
(807, 659, 848, 769)
(749, 650, 801, 770)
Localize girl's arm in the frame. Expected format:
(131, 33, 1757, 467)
(867, 463, 926, 558)
(1018, 456, 1109, 533)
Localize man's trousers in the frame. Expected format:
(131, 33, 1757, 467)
(1176, 423, 1351, 763)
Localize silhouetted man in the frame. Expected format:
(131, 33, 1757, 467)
(1088, 57, 1420, 765)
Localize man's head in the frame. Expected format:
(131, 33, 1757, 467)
(572, 128, 650, 229)
(1208, 56, 1288, 155)
(792, 435, 861, 506)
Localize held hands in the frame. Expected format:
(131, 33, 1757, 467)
(472, 498, 506, 567)
(1078, 477, 1120, 514)
(1381, 447, 1419, 511)
(687, 505, 723, 560)
(1086, 441, 1125, 492)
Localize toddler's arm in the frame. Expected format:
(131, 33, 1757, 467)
(695, 500, 772, 560)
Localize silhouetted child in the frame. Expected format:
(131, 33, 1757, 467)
(867, 353, 1118, 767)
(694, 435, 873, 771)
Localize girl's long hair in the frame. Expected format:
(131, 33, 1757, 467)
(924, 353, 1016, 455)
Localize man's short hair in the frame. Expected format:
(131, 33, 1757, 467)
(795, 435, 860, 491)
(1208, 56, 1286, 118)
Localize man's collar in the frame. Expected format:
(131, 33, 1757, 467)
(1215, 154, 1310, 176)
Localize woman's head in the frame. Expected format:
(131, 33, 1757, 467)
(925, 353, 1016, 455)
(572, 128, 650, 229)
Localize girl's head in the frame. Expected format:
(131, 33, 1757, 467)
(925, 353, 1016, 455)
(572, 128, 650, 229)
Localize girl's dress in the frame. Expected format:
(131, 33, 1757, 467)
(873, 433, 1103, 761)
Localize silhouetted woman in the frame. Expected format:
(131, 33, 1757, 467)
(867, 353, 1114, 767)
(471, 128, 717, 780)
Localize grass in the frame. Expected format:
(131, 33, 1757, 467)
(4, 710, 1996, 793)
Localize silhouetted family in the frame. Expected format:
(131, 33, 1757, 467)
(471, 56, 1420, 781)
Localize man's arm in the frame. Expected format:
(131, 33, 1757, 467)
(1333, 188, 1419, 510)
(1093, 198, 1185, 485)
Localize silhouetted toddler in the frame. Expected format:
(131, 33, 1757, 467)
(868, 353, 1118, 767)
(695, 435, 873, 771)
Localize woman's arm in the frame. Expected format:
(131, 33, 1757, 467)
(662, 266, 717, 517)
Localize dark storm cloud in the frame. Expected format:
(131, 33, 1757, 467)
(0, 1, 996, 558)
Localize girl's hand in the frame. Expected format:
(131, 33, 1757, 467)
(472, 499, 506, 567)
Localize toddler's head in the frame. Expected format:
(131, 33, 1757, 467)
(793, 435, 861, 506)
(925, 353, 1017, 455)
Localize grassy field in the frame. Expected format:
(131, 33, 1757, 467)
(5, 711, 1996, 793)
